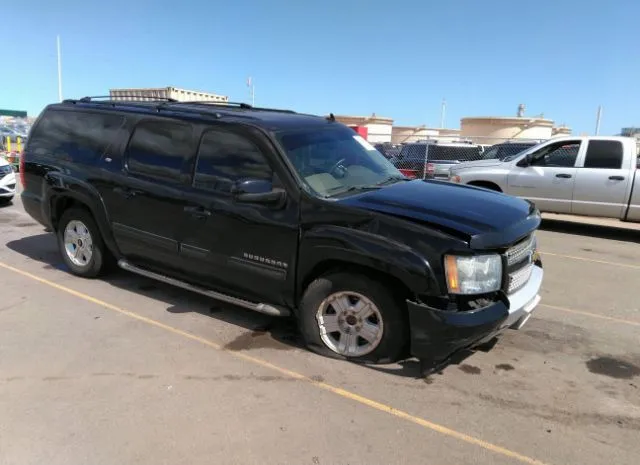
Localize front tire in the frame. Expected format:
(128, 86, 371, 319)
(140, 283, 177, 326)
(0, 196, 13, 206)
(298, 272, 408, 364)
(57, 207, 109, 278)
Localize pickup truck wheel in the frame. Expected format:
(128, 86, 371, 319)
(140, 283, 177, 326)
(57, 208, 108, 278)
(299, 273, 408, 364)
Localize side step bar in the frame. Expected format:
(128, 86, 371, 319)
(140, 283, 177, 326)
(117, 260, 291, 317)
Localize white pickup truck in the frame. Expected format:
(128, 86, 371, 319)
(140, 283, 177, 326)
(448, 136, 640, 223)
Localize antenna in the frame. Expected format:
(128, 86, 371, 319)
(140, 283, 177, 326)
(57, 35, 63, 102)
(440, 98, 446, 128)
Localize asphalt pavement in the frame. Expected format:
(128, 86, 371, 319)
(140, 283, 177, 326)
(1, 186, 639, 465)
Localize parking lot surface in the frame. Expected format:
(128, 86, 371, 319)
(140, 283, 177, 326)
(1, 187, 639, 465)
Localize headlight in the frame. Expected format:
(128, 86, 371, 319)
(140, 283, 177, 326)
(531, 233, 541, 263)
(444, 254, 502, 294)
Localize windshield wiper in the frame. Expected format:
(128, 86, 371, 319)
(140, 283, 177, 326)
(325, 185, 382, 197)
(375, 175, 411, 186)
(324, 176, 409, 197)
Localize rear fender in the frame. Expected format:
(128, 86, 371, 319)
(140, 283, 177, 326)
(45, 172, 121, 258)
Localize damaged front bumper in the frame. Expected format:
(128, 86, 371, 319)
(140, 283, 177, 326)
(408, 264, 543, 365)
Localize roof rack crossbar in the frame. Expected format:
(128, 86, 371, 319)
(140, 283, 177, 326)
(66, 95, 179, 103)
(159, 101, 296, 114)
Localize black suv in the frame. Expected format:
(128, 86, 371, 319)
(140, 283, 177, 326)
(21, 98, 543, 372)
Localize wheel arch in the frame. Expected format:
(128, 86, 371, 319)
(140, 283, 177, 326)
(297, 226, 441, 307)
(467, 180, 503, 192)
(46, 175, 121, 259)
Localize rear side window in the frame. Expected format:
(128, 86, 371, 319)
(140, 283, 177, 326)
(27, 110, 124, 162)
(126, 121, 193, 182)
(427, 145, 482, 162)
(399, 145, 426, 160)
(194, 129, 272, 193)
(583, 140, 623, 169)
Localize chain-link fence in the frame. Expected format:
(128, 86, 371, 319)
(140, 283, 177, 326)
(1, 117, 31, 170)
(386, 137, 544, 180)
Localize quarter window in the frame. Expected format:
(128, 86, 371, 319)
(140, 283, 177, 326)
(126, 121, 193, 182)
(194, 129, 272, 192)
(27, 110, 125, 163)
(399, 144, 427, 160)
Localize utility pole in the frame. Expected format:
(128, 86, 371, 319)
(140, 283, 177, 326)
(440, 98, 446, 128)
(56, 35, 63, 102)
(247, 77, 255, 106)
(595, 105, 602, 135)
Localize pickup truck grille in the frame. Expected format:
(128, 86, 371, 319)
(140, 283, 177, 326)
(505, 235, 536, 294)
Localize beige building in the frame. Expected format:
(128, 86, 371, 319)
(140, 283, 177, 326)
(332, 114, 394, 143)
(460, 116, 556, 145)
(391, 126, 462, 144)
(551, 125, 572, 137)
(109, 87, 228, 103)
(458, 105, 572, 145)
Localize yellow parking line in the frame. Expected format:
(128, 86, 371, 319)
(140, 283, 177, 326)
(540, 303, 640, 327)
(0, 261, 549, 465)
(541, 252, 640, 270)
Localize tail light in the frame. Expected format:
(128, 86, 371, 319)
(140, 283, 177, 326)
(426, 163, 435, 177)
(19, 152, 25, 186)
(398, 169, 418, 179)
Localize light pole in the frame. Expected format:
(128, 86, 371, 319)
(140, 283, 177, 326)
(247, 77, 255, 106)
(57, 35, 63, 102)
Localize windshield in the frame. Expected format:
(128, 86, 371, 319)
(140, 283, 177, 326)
(276, 125, 406, 197)
(481, 146, 500, 159)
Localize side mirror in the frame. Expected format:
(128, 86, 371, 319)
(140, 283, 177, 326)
(516, 156, 531, 168)
(232, 179, 286, 206)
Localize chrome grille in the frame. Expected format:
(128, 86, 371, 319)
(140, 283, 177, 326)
(508, 262, 534, 293)
(505, 235, 536, 294)
(506, 235, 535, 267)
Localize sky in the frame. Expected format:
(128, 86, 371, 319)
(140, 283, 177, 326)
(2, 0, 639, 135)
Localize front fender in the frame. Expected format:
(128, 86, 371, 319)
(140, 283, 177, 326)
(297, 225, 441, 297)
(45, 172, 121, 258)
(456, 169, 509, 187)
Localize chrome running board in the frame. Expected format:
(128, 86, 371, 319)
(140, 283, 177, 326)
(118, 260, 290, 317)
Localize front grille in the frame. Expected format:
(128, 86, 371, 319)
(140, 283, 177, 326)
(505, 235, 536, 294)
(508, 263, 534, 293)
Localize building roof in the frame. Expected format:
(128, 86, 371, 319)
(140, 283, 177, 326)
(461, 116, 554, 127)
(333, 114, 394, 125)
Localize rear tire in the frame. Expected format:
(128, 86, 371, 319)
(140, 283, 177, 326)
(298, 272, 408, 364)
(57, 207, 110, 278)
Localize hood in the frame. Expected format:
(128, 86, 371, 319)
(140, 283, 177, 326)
(337, 180, 540, 249)
(450, 158, 505, 171)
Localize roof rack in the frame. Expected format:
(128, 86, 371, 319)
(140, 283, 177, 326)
(60, 97, 299, 120)
(158, 101, 296, 114)
(64, 95, 179, 103)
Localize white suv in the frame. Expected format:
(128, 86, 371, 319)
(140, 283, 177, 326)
(0, 157, 16, 205)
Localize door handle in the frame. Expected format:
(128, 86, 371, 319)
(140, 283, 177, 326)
(113, 186, 138, 198)
(608, 175, 625, 181)
(555, 173, 572, 179)
(184, 205, 211, 218)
